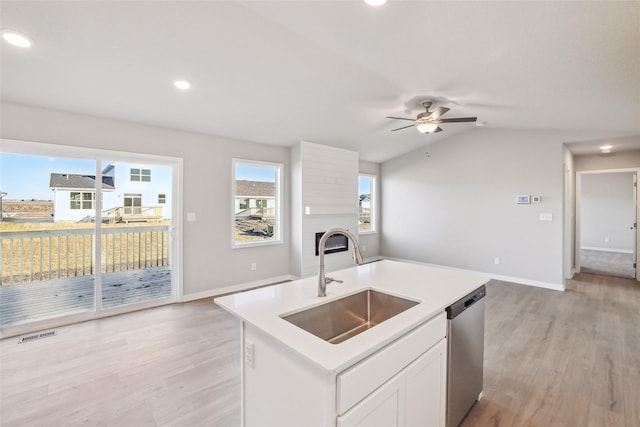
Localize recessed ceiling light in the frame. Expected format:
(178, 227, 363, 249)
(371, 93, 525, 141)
(475, 121, 486, 127)
(599, 145, 613, 150)
(364, 0, 386, 6)
(2, 30, 34, 48)
(173, 79, 191, 90)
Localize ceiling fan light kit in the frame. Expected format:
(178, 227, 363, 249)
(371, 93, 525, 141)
(416, 122, 439, 133)
(387, 100, 477, 134)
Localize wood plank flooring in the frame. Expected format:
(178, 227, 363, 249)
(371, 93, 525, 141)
(462, 273, 640, 427)
(0, 272, 638, 426)
(580, 249, 635, 279)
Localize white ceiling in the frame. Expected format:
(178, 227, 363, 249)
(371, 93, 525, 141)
(1, 1, 639, 163)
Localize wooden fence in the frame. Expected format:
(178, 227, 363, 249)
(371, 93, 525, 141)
(0, 225, 170, 285)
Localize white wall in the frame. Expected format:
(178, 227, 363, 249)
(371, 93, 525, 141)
(579, 172, 635, 252)
(290, 141, 359, 278)
(380, 129, 605, 288)
(1, 102, 291, 298)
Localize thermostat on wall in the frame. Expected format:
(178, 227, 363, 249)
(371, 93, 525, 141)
(516, 195, 531, 204)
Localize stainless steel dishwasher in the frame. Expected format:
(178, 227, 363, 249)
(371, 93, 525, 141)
(446, 285, 486, 427)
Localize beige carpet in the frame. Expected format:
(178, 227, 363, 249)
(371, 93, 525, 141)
(580, 249, 635, 278)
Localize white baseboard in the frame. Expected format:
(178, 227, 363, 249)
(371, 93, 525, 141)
(181, 274, 298, 302)
(383, 257, 565, 292)
(580, 246, 633, 254)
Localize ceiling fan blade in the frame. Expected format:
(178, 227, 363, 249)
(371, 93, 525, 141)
(390, 124, 416, 132)
(429, 107, 450, 120)
(386, 116, 416, 122)
(434, 117, 478, 123)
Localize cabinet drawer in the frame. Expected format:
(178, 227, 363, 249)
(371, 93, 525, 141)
(336, 312, 446, 414)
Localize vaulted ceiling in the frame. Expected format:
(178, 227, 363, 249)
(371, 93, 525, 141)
(1, 1, 639, 162)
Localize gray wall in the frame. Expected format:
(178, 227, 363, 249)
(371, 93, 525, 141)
(574, 150, 640, 171)
(579, 172, 635, 252)
(1, 102, 292, 297)
(380, 128, 605, 287)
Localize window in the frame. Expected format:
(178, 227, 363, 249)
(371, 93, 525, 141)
(70, 191, 95, 210)
(232, 159, 282, 247)
(124, 193, 142, 215)
(358, 174, 376, 233)
(130, 168, 151, 182)
(158, 194, 166, 204)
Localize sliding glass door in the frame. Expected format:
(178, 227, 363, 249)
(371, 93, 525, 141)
(0, 152, 98, 327)
(99, 159, 174, 310)
(0, 140, 180, 335)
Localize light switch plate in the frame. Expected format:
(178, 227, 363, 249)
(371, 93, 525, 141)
(186, 212, 197, 222)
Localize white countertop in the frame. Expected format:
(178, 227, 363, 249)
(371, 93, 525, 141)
(215, 260, 489, 373)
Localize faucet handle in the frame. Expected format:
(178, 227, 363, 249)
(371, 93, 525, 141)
(325, 276, 343, 284)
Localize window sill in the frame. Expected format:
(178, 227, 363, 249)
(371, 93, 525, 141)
(232, 239, 284, 249)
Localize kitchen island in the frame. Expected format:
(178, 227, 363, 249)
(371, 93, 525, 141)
(215, 260, 489, 427)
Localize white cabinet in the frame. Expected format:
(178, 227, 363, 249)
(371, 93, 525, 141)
(337, 370, 405, 427)
(405, 339, 447, 427)
(240, 313, 447, 427)
(338, 339, 447, 427)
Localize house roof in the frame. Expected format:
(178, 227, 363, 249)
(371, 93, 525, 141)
(236, 180, 275, 198)
(49, 173, 115, 191)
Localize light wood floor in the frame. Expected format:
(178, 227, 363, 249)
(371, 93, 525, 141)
(1, 273, 638, 426)
(580, 249, 635, 279)
(462, 273, 640, 427)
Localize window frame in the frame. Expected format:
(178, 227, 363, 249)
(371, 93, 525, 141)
(231, 158, 283, 249)
(358, 173, 377, 234)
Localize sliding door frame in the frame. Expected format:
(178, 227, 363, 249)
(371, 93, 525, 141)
(0, 138, 183, 338)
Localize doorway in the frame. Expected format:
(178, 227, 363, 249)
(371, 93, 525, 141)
(0, 139, 182, 336)
(576, 170, 638, 279)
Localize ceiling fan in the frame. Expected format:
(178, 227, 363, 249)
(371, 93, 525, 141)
(387, 101, 477, 133)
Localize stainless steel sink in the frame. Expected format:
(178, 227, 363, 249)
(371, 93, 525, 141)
(281, 289, 419, 344)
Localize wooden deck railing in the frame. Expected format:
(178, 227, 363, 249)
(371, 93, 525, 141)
(103, 206, 163, 223)
(0, 225, 170, 285)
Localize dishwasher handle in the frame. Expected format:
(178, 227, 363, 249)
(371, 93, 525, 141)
(446, 285, 486, 319)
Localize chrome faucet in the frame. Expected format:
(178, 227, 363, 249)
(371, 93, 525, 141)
(317, 228, 364, 297)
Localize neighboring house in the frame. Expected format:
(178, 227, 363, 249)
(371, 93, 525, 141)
(359, 194, 371, 212)
(49, 173, 115, 222)
(50, 163, 172, 222)
(235, 180, 276, 219)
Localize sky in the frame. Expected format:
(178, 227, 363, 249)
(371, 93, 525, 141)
(0, 153, 171, 200)
(235, 164, 276, 182)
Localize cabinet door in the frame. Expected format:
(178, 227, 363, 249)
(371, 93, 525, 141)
(337, 373, 405, 427)
(405, 340, 447, 427)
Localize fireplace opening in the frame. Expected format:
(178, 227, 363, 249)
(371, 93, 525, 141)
(315, 232, 349, 256)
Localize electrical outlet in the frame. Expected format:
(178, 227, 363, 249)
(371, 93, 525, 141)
(494, 257, 501, 265)
(251, 262, 257, 271)
(361, 245, 366, 252)
(244, 339, 255, 368)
